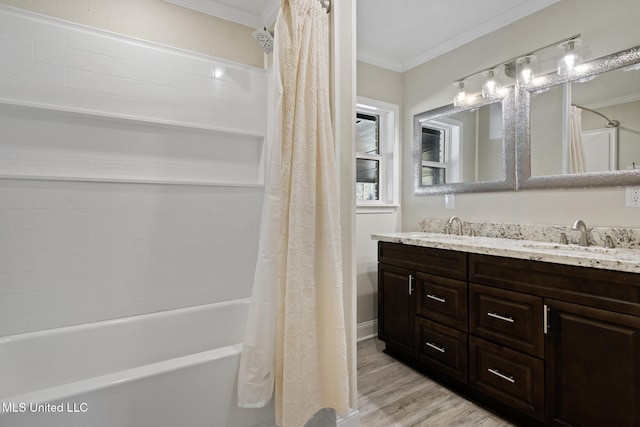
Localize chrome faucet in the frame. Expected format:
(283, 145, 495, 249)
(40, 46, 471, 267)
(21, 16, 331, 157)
(571, 219, 589, 246)
(447, 216, 463, 236)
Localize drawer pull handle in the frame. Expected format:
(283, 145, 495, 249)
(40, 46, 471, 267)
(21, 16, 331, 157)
(408, 275, 414, 296)
(488, 368, 515, 384)
(427, 294, 446, 303)
(426, 342, 446, 353)
(487, 312, 515, 323)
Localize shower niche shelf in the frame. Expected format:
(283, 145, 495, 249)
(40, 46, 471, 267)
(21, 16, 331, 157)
(0, 100, 266, 187)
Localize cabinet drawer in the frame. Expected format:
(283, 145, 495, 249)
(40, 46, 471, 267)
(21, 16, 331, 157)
(470, 283, 544, 358)
(379, 242, 467, 280)
(417, 272, 468, 332)
(416, 317, 468, 384)
(469, 336, 544, 422)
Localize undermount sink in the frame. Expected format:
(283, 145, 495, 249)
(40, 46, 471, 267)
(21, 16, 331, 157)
(520, 242, 617, 254)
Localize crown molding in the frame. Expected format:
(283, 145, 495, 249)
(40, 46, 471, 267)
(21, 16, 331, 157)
(164, 0, 267, 28)
(359, 0, 561, 73)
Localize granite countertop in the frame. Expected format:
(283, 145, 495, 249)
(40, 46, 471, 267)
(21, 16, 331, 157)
(372, 232, 640, 274)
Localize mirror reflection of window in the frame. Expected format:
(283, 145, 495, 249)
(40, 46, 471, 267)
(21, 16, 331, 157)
(356, 112, 380, 200)
(419, 118, 463, 185)
(421, 127, 447, 185)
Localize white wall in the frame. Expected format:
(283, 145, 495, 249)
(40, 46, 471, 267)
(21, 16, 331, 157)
(402, 0, 640, 230)
(0, 4, 266, 337)
(355, 62, 402, 332)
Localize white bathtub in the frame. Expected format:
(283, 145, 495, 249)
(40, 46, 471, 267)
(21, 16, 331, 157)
(0, 298, 275, 427)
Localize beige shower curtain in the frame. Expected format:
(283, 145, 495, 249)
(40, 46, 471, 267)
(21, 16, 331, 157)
(237, 0, 350, 425)
(570, 105, 586, 173)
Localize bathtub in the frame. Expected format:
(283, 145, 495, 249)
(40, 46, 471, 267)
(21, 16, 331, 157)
(0, 298, 276, 427)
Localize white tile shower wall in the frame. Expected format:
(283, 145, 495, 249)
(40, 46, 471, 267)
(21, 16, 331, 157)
(0, 6, 268, 336)
(0, 180, 264, 337)
(0, 5, 267, 134)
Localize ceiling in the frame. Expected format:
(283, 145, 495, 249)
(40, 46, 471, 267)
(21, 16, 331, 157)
(167, 0, 561, 72)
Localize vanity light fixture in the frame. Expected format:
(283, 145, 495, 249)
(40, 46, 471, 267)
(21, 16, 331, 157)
(482, 69, 499, 98)
(451, 34, 580, 105)
(516, 55, 537, 85)
(558, 39, 583, 75)
(453, 80, 466, 106)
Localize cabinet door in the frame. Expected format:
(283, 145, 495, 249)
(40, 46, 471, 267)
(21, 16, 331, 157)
(546, 299, 640, 427)
(378, 263, 415, 354)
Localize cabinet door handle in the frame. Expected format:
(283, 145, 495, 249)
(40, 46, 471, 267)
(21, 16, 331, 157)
(427, 294, 446, 303)
(487, 312, 515, 323)
(488, 368, 515, 384)
(408, 275, 414, 295)
(426, 342, 446, 353)
(544, 304, 550, 334)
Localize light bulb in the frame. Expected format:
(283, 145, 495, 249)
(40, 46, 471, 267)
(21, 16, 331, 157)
(516, 55, 537, 85)
(453, 81, 466, 106)
(482, 69, 498, 98)
(558, 39, 582, 76)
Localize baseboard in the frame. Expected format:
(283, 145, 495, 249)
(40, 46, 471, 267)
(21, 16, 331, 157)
(356, 319, 378, 342)
(337, 408, 361, 427)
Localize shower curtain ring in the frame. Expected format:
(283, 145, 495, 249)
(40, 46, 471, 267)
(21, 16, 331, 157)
(320, 0, 330, 13)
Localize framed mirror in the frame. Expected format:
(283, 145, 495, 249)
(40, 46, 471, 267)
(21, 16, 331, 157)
(413, 88, 516, 194)
(517, 46, 640, 189)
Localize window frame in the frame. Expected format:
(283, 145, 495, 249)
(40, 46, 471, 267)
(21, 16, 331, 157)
(356, 96, 399, 213)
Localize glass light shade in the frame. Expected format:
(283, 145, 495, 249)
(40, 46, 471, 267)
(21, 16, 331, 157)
(516, 55, 537, 85)
(453, 81, 466, 106)
(558, 39, 583, 75)
(482, 69, 499, 98)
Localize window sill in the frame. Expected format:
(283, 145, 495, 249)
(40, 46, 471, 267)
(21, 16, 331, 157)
(356, 204, 399, 214)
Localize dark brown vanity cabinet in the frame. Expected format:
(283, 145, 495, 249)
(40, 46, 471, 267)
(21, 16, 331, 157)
(378, 241, 640, 427)
(378, 242, 466, 360)
(469, 253, 640, 427)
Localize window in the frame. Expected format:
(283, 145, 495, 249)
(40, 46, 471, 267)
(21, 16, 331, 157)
(356, 112, 380, 200)
(356, 97, 399, 211)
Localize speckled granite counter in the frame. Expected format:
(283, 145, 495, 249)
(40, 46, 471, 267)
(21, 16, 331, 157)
(372, 231, 640, 274)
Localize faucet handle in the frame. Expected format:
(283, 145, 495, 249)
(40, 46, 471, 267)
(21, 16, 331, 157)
(603, 235, 615, 249)
(559, 232, 568, 245)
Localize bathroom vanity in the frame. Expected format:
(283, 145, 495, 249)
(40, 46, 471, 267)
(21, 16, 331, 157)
(375, 228, 640, 427)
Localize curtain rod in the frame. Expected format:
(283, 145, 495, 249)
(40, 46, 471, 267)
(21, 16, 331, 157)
(319, 0, 330, 13)
(573, 104, 620, 127)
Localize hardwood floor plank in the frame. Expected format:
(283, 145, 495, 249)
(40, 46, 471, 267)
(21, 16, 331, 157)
(357, 338, 514, 427)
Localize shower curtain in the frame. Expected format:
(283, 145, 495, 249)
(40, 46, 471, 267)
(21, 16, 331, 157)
(237, 0, 350, 426)
(570, 105, 586, 173)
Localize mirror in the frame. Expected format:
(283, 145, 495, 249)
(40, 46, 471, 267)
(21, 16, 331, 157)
(517, 46, 640, 189)
(413, 89, 516, 194)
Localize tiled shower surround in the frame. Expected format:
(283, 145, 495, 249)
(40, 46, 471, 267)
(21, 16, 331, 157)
(0, 181, 263, 337)
(0, 6, 267, 337)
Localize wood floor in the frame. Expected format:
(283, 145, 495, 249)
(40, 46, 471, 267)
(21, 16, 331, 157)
(357, 338, 515, 427)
